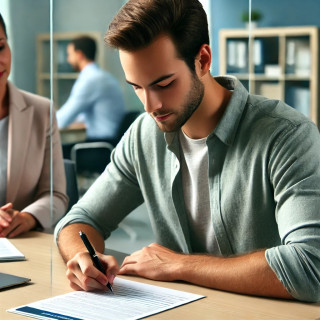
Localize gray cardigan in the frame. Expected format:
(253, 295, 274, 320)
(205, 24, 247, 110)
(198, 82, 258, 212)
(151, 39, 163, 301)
(55, 77, 320, 302)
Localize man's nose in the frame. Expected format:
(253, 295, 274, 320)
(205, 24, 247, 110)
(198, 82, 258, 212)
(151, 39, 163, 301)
(144, 90, 162, 113)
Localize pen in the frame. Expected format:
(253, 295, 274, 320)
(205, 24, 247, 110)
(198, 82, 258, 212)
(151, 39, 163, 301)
(79, 231, 114, 293)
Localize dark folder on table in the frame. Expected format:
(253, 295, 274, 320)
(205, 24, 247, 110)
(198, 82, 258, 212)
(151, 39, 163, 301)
(0, 272, 31, 290)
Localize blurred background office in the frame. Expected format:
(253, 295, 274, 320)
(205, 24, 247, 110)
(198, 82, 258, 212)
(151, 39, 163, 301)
(1, 0, 319, 252)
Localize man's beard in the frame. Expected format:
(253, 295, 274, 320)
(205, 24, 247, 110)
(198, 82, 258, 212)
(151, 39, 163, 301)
(154, 72, 204, 133)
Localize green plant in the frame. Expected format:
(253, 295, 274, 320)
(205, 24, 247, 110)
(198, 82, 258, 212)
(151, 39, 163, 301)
(241, 10, 263, 22)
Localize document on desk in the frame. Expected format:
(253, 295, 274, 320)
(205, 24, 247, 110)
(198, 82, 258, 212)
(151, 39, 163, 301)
(8, 277, 205, 320)
(0, 238, 25, 261)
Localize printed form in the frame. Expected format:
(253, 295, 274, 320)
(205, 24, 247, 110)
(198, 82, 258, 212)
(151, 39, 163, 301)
(8, 277, 205, 320)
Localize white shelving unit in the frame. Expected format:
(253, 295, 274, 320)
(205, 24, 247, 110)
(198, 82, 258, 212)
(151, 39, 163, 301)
(36, 32, 103, 108)
(219, 26, 319, 126)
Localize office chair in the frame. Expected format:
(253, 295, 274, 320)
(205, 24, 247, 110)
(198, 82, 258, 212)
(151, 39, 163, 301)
(70, 141, 114, 196)
(63, 159, 79, 212)
(107, 110, 141, 147)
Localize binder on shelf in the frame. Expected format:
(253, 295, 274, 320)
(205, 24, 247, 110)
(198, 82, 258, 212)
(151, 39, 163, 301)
(254, 39, 264, 73)
(227, 40, 248, 73)
(286, 40, 296, 74)
(286, 39, 311, 76)
(293, 87, 310, 117)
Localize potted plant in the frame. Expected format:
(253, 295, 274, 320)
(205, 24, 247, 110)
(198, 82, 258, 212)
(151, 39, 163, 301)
(241, 9, 263, 28)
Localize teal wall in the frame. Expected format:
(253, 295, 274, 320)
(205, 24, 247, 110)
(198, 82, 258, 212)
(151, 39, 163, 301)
(4, 0, 50, 94)
(4, 0, 320, 108)
(210, 0, 320, 75)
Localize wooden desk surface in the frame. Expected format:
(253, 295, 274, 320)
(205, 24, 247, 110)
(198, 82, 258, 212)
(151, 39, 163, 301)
(1, 232, 320, 320)
(59, 123, 86, 144)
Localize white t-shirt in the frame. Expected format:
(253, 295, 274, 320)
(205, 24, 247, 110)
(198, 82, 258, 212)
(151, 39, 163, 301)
(179, 129, 220, 254)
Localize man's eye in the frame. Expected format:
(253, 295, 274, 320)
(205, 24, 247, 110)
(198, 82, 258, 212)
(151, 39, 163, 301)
(131, 84, 140, 90)
(157, 80, 174, 89)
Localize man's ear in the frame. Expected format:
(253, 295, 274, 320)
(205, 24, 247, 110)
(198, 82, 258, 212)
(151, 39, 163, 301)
(195, 44, 211, 76)
(75, 50, 85, 61)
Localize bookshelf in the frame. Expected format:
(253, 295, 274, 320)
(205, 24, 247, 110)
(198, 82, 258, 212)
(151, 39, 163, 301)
(36, 32, 103, 108)
(219, 26, 319, 126)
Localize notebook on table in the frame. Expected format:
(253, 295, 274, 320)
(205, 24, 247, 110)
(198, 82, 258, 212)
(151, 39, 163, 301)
(0, 238, 25, 261)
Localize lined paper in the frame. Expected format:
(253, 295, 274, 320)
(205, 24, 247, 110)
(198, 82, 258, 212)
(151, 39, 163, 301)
(8, 277, 205, 320)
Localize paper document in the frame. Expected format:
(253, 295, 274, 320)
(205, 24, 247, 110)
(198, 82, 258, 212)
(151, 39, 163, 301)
(0, 238, 25, 261)
(8, 277, 205, 320)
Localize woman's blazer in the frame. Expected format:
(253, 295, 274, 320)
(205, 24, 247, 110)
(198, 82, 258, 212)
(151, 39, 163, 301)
(6, 81, 68, 230)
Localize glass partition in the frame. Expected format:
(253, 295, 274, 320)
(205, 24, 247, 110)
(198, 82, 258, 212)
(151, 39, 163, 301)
(1, 0, 319, 314)
(9, 0, 320, 302)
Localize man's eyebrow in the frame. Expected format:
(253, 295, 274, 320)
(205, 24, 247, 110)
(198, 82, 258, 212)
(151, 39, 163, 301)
(126, 73, 175, 87)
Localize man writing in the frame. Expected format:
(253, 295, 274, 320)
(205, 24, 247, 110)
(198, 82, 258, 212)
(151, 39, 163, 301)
(55, 0, 320, 302)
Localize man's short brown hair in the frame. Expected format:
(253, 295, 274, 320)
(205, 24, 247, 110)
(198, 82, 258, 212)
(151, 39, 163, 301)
(105, 0, 209, 71)
(71, 36, 97, 61)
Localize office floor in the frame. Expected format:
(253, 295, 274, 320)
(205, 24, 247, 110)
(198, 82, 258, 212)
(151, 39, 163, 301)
(104, 203, 156, 255)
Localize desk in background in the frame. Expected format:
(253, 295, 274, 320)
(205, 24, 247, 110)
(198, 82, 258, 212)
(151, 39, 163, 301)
(1, 232, 320, 320)
(59, 122, 86, 159)
(59, 122, 86, 144)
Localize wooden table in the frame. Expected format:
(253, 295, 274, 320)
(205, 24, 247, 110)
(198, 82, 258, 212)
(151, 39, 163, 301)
(59, 122, 86, 144)
(1, 232, 320, 320)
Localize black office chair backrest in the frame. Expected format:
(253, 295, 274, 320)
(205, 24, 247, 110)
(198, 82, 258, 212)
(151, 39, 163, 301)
(70, 141, 114, 175)
(63, 159, 79, 212)
(110, 111, 141, 146)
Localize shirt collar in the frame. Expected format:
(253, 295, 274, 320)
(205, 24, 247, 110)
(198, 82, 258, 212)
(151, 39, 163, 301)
(80, 62, 97, 75)
(211, 76, 249, 146)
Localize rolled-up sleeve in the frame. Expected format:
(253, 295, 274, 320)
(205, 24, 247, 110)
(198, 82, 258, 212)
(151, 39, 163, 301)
(266, 121, 320, 302)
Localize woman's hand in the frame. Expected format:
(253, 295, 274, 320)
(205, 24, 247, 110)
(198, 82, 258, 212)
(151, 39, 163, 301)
(0, 203, 37, 237)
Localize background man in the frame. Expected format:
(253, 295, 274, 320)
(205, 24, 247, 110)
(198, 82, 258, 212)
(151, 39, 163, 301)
(56, 36, 125, 143)
(54, 0, 320, 302)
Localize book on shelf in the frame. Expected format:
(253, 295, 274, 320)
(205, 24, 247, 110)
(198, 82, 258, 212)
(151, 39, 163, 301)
(254, 39, 264, 73)
(227, 39, 265, 74)
(286, 39, 311, 76)
(227, 40, 248, 73)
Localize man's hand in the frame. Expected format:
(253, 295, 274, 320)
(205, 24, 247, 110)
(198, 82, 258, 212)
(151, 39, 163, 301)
(118, 243, 185, 281)
(66, 251, 119, 291)
(57, 223, 119, 292)
(119, 243, 292, 299)
(0, 203, 37, 238)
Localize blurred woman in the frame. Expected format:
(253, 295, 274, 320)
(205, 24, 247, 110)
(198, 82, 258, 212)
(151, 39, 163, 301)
(0, 14, 68, 237)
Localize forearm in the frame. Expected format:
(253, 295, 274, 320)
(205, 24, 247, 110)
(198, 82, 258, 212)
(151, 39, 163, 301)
(175, 250, 292, 299)
(57, 223, 105, 262)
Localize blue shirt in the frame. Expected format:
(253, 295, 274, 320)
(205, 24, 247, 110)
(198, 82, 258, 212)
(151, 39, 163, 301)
(55, 76, 320, 302)
(57, 63, 125, 140)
